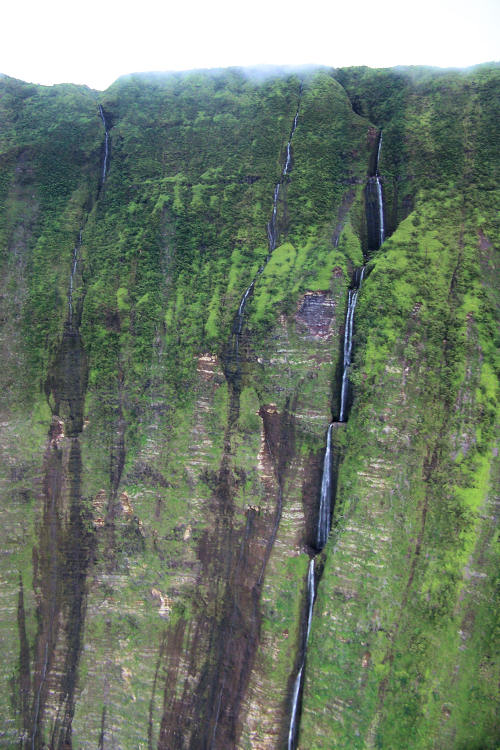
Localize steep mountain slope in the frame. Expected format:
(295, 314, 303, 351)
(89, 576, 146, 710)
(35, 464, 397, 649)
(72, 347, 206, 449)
(0, 64, 498, 749)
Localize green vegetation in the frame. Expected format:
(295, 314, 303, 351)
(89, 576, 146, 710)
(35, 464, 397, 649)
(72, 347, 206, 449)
(0, 64, 498, 749)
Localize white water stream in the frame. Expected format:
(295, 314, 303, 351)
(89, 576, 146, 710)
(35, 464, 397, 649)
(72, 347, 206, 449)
(68, 230, 82, 325)
(232, 94, 301, 353)
(316, 424, 333, 549)
(286, 131, 385, 749)
(339, 266, 366, 422)
(99, 105, 109, 185)
(287, 558, 315, 750)
(375, 133, 384, 246)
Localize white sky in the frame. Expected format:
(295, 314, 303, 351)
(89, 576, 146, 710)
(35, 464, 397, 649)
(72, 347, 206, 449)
(3, 0, 499, 90)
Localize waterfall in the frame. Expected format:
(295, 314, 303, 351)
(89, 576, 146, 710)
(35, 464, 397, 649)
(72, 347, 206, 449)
(375, 132, 384, 246)
(304, 557, 315, 639)
(365, 131, 385, 253)
(286, 418, 333, 747)
(376, 131, 383, 171)
(68, 231, 82, 325)
(339, 266, 365, 422)
(375, 178, 384, 247)
(316, 424, 333, 549)
(237, 280, 256, 331)
(287, 559, 315, 750)
(233, 279, 256, 358)
(286, 418, 332, 747)
(266, 183, 281, 254)
(229, 92, 302, 364)
(287, 132, 383, 749)
(266, 105, 300, 256)
(99, 105, 109, 184)
(338, 131, 383, 414)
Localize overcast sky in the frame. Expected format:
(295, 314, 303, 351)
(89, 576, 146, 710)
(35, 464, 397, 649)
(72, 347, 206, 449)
(3, 0, 499, 90)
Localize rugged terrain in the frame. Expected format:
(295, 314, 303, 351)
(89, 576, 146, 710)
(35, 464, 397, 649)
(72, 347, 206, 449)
(0, 63, 498, 748)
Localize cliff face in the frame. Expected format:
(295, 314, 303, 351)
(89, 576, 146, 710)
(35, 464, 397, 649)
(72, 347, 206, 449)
(0, 65, 498, 749)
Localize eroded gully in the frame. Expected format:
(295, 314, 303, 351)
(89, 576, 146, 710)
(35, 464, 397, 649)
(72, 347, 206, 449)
(22, 105, 110, 750)
(286, 130, 385, 750)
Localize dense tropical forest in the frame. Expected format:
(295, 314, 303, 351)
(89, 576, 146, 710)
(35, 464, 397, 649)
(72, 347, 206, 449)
(0, 63, 498, 749)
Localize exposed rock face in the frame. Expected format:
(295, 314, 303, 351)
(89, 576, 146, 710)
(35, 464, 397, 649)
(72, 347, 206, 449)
(296, 292, 336, 338)
(0, 65, 498, 750)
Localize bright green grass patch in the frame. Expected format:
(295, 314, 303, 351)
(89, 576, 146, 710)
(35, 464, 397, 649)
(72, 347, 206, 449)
(252, 242, 297, 322)
(227, 245, 266, 295)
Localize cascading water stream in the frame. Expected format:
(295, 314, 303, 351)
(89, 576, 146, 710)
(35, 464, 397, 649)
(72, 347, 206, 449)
(28, 103, 112, 747)
(286, 132, 385, 750)
(339, 131, 384, 419)
(286, 416, 333, 749)
(99, 105, 110, 185)
(208, 95, 302, 744)
(230, 93, 301, 361)
(375, 132, 384, 246)
(266, 106, 298, 256)
(235, 280, 256, 340)
(266, 183, 281, 254)
(375, 179, 384, 248)
(339, 266, 366, 422)
(68, 230, 82, 326)
(287, 558, 315, 750)
(365, 130, 385, 253)
(316, 423, 333, 549)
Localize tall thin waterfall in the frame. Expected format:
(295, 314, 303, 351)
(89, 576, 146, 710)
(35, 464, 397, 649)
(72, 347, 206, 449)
(339, 266, 366, 422)
(286, 133, 385, 750)
(68, 230, 82, 325)
(286, 418, 333, 748)
(375, 133, 384, 246)
(365, 131, 385, 252)
(266, 183, 281, 254)
(267, 107, 299, 255)
(287, 558, 315, 750)
(230, 93, 301, 360)
(338, 131, 384, 416)
(235, 280, 256, 338)
(316, 424, 333, 549)
(99, 105, 110, 185)
(375, 179, 384, 247)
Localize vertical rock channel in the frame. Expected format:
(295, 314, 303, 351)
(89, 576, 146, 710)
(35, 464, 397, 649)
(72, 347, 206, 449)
(206, 90, 302, 748)
(226, 90, 302, 383)
(286, 131, 385, 750)
(23, 106, 111, 750)
(98, 105, 110, 188)
(157, 89, 304, 750)
(365, 130, 385, 253)
(338, 266, 366, 423)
